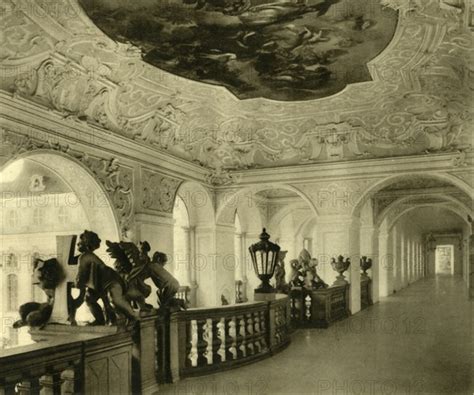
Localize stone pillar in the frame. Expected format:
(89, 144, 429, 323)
(407, 238, 413, 284)
(303, 237, 313, 254)
(401, 233, 408, 288)
(234, 232, 248, 302)
(240, 232, 248, 301)
(378, 231, 393, 298)
(193, 226, 216, 307)
(469, 233, 474, 299)
(189, 226, 198, 307)
(392, 225, 401, 292)
(418, 243, 423, 280)
(195, 224, 235, 307)
(315, 216, 361, 314)
(181, 226, 191, 286)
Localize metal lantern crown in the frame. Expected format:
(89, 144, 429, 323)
(248, 228, 281, 293)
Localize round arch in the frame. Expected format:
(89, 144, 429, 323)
(175, 181, 215, 226)
(385, 203, 470, 234)
(216, 183, 319, 226)
(351, 172, 474, 218)
(0, 151, 120, 243)
(375, 194, 472, 230)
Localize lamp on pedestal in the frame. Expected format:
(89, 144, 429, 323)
(249, 228, 280, 301)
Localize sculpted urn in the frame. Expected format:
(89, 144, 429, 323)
(360, 256, 372, 278)
(331, 255, 350, 286)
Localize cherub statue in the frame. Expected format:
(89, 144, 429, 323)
(106, 240, 154, 312)
(295, 249, 328, 290)
(288, 259, 305, 288)
(275, 250, 289, 293)
(148, 252, 184, 311)
(13, 258, 63, 329)
(75, 230, 139, 325)
(307, 258, 328, 290)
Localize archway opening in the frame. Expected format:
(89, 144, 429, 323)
(435, 245, 455, 275)
(0, 154, 119, 349)
(172, 194, 190, 286)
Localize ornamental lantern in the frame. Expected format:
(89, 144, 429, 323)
(248, 228, 281, 293)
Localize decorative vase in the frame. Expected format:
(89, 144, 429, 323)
(331, 255, 350, 286)
(360, 256, 372, 278)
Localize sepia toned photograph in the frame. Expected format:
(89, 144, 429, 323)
(0, 0, 472, 394)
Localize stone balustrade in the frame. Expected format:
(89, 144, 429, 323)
(0, 295, 291, 394)
(169, 294, 291, 380)
(0, 330, 133, 394)
(290, 285, 350, 328)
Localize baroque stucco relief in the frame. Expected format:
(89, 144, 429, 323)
(0, 127, 134, 234)
(0, 0, 472, 172)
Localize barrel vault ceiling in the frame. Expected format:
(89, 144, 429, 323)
(0, 0, 472, 172)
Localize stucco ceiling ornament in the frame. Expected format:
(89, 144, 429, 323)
(141, 169, 182, 213)
(12, 57, 118, 130)
(205, 167, 235, 187)
(0, 0, 472, 171)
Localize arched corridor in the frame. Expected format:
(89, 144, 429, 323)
(159, 275, 473, 395)
(0, 1, 472, 393)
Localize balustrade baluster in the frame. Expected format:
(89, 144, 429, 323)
(253, 313, 262, 353)
(16, 380, 31, 395)
(305, 294, 312, 321)
(60, 369, 75, 395)
(39, 375, 54, 395)
(246, 314, 255, 355)
(238, 315, 247, 357)
(259, 310, 268, 350)
(188, 319, 199, 367)
(203, 318, 213, 365)
(228, 317, 238, 360)
(217, 317, 226, 362)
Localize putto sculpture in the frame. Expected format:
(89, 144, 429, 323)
(104, 237, 185, 318)
(11, 230, 184, 331)
(75, 230, 139, 325)
(106, 240, 154, 312)
(289, 249, 328, 290)
(148, 251, 182, 311)
(274, 250, 289, 293)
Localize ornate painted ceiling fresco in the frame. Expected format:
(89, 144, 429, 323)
(79, 0, 397, 101)
(0, 0, 472, 173)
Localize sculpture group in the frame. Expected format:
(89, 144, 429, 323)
(14, 230, 183, 329)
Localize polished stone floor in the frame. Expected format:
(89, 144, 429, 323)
(159, 276, 473, 395)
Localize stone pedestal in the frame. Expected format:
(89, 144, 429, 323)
(133, 313, 160, 395)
